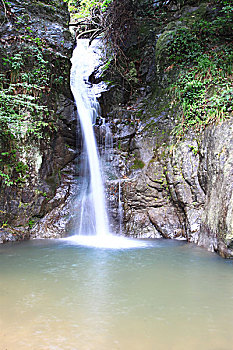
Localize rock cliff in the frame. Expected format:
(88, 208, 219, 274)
(100, 0, 233, 258)
(1, 0, 233, 260)
(0, 0, 76, 242)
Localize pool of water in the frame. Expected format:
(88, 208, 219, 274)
(0, 238, 233, 350)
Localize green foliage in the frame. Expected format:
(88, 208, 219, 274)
(205, 0, 233, 40)
(0, 170, 13, 186)
(28, 218, 35, 229)
(188, 145, 199, 156)
(0, 35, 57, 187)
(168, 28, 201, 64)
(172, 46, 233, 134)
(65, 0, 113, 20)
(15, 161, 28, 175)
(165, 0, 233, 136)
(131, 158, 145, 170)
(0, 37, 55, 140)
(100, 57, 112, 74)
(1, 219, 8, 228)
(125, 62, 138, 84)
(0, 147, 29, 186)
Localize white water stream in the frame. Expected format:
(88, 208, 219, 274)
(69, 39, 146, 249)
(70, 39, 109, 238)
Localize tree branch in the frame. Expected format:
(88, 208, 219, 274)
(69, 22, 91, 27)
(0, 0, 8, 27)
(76, 28, 100, 40)
(0, 0, 7, 17)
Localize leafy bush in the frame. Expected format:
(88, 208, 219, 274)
(163, 0, 233, 135)
(172, 46, 233, 134)
(168, 28, 201, 63)
(65, 0, 113, 20)
(0, 36, 56, 186)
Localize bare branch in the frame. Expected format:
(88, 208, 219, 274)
(69, 22, 91, 27)
(0, 0, 8, 27)
(0, 0, 7, 17)
(76, 28, 100, 40)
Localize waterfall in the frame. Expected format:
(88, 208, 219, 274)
(66, 38, 148, 249)
(70, 39, 109, 237)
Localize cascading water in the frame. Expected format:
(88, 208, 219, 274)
(70, 39, 109, 237)
(67, 38, 148, 249)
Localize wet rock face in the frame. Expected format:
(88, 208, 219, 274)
(100, 1, 233, 257)
(101, 37, 233, 257)
(148, 206, 184, 239)
(120, 144, 186, 240)
(116, 119, 233, 257)
(30, 164, 78, 239)
(0, 0, 77, 242)
(166, 137, 206, 243)
(198, 123, 233, 258)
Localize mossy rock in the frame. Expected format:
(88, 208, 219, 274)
(155, 30, 174, 67)
(155, 2, 210, 68)
(131, 159, 145, 170)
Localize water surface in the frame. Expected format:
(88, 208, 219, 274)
(0, 239, 233, 350)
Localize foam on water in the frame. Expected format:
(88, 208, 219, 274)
(63, 234, 151, 249)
